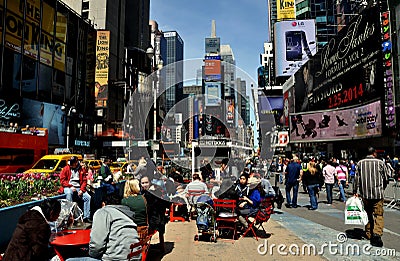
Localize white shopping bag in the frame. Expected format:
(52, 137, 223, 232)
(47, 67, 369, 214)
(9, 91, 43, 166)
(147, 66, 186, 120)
(345, 196, 369, 225)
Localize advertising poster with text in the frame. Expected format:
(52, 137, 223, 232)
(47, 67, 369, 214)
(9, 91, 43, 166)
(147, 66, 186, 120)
(289, 100, 381, 142)
(294, 6, 383, 113)
(277, 0, 295, 20)
(274, 20, 317, 77)
(95, 31, 110, 108)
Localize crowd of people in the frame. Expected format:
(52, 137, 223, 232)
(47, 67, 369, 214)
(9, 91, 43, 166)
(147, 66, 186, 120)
(2, 148, 395, 260)
(272, 148, 393, 247)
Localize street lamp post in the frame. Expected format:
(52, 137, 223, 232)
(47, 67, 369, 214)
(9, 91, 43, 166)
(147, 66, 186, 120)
(146, 43, 164, 164)
(146, 47, 157, 163)
(61, 105, 76, 150)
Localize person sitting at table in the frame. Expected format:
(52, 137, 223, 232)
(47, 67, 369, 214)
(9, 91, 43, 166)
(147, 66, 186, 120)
(58, 156, 92, 223)
(237, 176, 262, 230)
(98, 158, 115, 194)
(66, 193, 140, 261)
(3, 199, 61, 261)
(235, 172, 250, 201)
(184, 173, 209, 205)
(121, 179, 148, 227)
(140, 175, 171, 253)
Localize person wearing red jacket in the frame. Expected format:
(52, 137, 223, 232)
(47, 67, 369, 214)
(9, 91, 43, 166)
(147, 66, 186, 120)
(59, 155, 92, 222)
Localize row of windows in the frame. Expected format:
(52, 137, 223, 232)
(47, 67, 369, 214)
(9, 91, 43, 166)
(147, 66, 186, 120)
(0, 0, 95, 113)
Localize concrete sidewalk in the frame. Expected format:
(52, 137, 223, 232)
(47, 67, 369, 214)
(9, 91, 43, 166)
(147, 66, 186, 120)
(147, 218, 326, 261)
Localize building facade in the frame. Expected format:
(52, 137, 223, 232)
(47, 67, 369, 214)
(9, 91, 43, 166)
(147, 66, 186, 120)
(0, 0, 96, 153)
(163, 31, 184, 113)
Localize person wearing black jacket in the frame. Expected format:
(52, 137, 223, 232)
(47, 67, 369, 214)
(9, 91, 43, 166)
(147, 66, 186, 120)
(3, 199, 61, 261)
(302, 161, 323, 210)
(140, 175, 171, 253)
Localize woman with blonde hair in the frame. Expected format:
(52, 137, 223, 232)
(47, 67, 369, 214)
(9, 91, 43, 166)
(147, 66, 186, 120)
(121, 179, 148, 227)
(302, 161, 323, 210)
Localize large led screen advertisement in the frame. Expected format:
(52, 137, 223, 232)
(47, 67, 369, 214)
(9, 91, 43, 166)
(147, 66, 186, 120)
(274, 20, 316, 77)
(204, 56, 221, 81)
(21, 99, 66, 145)
(294, 6, 384, 113)
(290, 100, 382, 142)
(205, 82, 221, 106)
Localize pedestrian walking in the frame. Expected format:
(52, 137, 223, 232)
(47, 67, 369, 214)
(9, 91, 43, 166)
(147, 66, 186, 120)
(335, 160, 349, 202)
(302, 161, 322, 210)
(353, 147, 389, 247)
(349, 160, 356, 185)
(284, 156, 302, 208)
(322, 160, 336, 205)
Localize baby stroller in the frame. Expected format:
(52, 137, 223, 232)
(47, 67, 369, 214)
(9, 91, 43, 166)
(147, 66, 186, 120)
(194, 194, 216, 242)
(300, 118, 317, 139)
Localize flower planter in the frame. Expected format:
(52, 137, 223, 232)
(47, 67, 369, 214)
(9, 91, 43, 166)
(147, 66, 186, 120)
(0, 194, 66, 251)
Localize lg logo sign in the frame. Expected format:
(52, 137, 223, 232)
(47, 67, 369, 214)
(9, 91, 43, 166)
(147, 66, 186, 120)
(291, 21, 305, 27)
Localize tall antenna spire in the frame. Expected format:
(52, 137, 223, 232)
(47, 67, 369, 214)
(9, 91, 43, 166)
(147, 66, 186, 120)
(211, 20, 216, 38)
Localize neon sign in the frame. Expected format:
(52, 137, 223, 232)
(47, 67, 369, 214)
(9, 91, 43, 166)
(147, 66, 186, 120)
(381, 11, 395, 128)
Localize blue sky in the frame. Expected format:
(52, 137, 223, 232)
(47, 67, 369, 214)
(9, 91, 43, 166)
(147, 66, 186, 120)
(150, 0, 269, 82)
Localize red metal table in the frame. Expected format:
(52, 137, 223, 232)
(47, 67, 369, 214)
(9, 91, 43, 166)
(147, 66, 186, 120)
(50, 229, 91, 261)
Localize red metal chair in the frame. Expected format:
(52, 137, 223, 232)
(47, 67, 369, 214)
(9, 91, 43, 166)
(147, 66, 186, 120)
(241, 197, 273, 240)
(213, 199, 238, 240)
(127, 230, 156, 261)
(169, 202, 186, 222)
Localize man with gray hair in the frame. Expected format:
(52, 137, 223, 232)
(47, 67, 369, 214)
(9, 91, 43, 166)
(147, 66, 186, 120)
(354, 147, 389, 247)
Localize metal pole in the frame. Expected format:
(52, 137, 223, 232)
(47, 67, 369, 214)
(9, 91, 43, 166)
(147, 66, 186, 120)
(192, 141, 196, 176)
(66, 122, 70, 150)
(153, 86, 157, 163)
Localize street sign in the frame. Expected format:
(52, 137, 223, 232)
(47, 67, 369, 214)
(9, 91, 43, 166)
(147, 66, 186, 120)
(138, 141, 149, 147)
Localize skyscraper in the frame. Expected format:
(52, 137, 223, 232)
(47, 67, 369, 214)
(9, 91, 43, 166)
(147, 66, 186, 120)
(162, 31, 184, 113)
(220, 45, 236, 98)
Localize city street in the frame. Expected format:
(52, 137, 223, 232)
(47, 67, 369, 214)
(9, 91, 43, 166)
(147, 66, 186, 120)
(147, 179, 400, 260)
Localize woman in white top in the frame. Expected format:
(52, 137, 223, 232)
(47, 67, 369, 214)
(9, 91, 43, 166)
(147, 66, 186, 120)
(335, 160, 349, 202)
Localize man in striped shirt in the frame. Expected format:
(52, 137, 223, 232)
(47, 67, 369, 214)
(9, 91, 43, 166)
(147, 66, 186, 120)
(353, 147, 389, 247)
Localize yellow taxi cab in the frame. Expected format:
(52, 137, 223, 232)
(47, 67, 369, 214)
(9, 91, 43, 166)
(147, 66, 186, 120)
(82, 159, 102, 171)
(109, 161, 126, 173)
(110, 161, 136, 174)
(24, 154, 83, 174)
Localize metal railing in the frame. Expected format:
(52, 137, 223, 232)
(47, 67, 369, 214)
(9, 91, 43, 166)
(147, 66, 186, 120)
(384, 179, 399, 209)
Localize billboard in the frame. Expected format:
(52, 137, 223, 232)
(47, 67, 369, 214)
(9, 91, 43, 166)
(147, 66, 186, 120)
(21, 98, 65, 145)
(204, 56, 221, 81)
(95, 31, 110, 108)
(277, 0, 295, 20)
(293, 6, 384, 113)
(4, 0, 65, 71)
(283, 76, 295, 126)
(274, 20, 316, 77)
(205, 82, 221, 106)
(289, 100, 382, 142)
(205, 37, 220, 53)
(226, 98, 235, 124)
(257, 94, 283, 126)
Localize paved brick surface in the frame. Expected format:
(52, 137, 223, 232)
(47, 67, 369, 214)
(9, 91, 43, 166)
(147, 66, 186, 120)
(147, 218, 326, 261)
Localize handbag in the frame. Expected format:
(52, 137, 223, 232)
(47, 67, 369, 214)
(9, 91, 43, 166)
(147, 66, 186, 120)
(344, 196, 369, 225)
